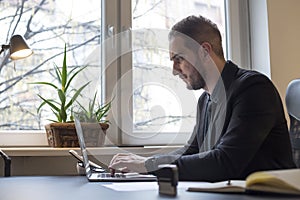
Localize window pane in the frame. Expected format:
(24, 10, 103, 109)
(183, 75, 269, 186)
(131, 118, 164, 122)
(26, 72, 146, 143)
(132, 0, 225, 133)
(0, 0, 101, 130)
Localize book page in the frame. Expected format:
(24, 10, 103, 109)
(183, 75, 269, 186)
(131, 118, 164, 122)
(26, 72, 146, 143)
(187, 180, 246, 193)
(246, 169, 300, 194)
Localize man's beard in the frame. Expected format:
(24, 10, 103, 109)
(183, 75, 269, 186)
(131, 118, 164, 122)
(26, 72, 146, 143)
(187, 61, 206, 90)
(186, 73, 205, 90)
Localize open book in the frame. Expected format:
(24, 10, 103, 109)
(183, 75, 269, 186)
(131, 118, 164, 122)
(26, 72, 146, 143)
(187, 168, 300, 195)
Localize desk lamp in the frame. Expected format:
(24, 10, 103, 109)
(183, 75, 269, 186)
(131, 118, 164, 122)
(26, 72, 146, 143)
(0, 34, 32, 177)
(0, 35, 33, 60)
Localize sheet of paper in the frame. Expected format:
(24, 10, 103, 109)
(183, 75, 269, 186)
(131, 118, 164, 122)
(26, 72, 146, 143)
(102, 181, 212, 192)
(103, 182, 158, 191)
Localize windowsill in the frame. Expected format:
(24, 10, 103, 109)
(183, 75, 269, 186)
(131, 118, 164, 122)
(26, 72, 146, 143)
(0, 145, 182, 157)
(0, 130, 185, 157)
(0, 145, 183, 176)
(0, 131, 189, 147)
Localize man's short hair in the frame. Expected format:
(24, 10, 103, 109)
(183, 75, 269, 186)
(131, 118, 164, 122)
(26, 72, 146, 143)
(169, 15, 224, 58)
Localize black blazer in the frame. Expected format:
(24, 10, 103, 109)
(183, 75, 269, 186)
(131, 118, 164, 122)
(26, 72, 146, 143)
(147, 61, 296, 182)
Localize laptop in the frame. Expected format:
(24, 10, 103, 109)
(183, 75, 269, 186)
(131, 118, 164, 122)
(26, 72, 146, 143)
(73, 117, 157, 182)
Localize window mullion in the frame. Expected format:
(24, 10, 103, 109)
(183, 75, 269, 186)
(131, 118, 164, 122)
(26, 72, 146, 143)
(225, 0, 251, 69)
(102, 0, 123, 145)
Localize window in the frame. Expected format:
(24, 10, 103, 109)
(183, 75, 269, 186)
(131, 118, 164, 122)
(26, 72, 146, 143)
(0, 0, 102, 145)
(109, 0, 229, 145)
(130, 0, 226, 145)
(0, 0, 250, 146)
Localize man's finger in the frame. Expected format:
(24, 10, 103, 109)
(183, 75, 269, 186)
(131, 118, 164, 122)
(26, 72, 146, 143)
(109, 153, 131, 166)
(109, 167, 115, 176)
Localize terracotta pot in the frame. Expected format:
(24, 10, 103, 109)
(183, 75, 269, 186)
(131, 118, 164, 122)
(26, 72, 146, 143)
(45, 122, 109, 147)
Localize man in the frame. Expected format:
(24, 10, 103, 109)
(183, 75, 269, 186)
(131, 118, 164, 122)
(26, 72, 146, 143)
(109, 15, 296, 182)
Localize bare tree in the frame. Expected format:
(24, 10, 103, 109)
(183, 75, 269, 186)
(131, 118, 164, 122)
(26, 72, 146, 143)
(0, 0, 101, 129)
(0, 0, 198, 132)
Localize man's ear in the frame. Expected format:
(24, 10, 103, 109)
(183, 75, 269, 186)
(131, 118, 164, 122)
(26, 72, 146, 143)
(198, 42, 212, 58)
(200, 42, 212, 57)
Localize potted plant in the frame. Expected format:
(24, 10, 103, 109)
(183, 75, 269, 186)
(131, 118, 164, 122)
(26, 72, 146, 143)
(72, 92, 112, 147)
(74, 92, 112, 124)
(32, 45, 110, 147)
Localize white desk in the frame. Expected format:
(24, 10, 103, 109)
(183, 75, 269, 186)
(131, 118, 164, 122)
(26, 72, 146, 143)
(0, 176, 299, 200)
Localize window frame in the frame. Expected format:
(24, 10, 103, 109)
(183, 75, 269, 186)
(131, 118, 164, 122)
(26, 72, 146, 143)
(0, 0, 251, 147)
(106, 0, 252, 146)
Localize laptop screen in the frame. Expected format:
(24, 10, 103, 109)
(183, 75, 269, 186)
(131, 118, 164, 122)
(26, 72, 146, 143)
(74, 117, 157, 182)
(74, 117, 94, 177)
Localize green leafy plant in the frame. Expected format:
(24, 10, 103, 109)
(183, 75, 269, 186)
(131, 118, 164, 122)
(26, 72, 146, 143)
(32, 45, 89, 123)
(74, 92, 112, 123)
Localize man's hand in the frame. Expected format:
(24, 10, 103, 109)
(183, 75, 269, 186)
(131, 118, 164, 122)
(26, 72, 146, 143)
(109, 153, 148, 175)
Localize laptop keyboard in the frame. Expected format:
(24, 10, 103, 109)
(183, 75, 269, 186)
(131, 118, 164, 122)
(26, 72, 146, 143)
(97, 173, 126, 178)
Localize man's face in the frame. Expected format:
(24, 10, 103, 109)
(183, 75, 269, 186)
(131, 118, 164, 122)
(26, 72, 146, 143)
(169, 36, 206, 90)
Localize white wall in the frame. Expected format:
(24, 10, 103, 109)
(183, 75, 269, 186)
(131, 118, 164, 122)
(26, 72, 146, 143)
(266, 0, 300, 105)
(249, 0, 300, 120)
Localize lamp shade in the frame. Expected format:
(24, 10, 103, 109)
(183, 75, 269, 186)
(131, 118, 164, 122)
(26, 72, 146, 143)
(9, 35, 33, 60)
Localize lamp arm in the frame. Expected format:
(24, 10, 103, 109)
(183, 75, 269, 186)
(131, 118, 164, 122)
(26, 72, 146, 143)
(0, 44, 10, 55)
(0, 150, 11, 177)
